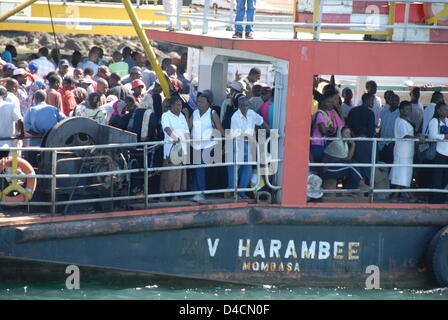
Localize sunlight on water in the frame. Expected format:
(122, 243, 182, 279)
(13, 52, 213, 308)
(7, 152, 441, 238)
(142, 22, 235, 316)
(0, 283, 447, 300)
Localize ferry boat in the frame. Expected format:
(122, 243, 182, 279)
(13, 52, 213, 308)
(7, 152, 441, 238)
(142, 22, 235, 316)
(1, 0, 448, 289)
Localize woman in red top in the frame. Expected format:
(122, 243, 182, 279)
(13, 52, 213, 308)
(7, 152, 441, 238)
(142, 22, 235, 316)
(46, 75, 63, 111)
(58, 76, 77, 116)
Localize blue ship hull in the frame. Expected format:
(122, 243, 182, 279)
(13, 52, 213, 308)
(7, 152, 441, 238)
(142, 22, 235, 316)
(1, 206, 447, 288)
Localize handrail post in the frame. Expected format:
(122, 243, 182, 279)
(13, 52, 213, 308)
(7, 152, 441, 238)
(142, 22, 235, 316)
(234, 137, 238, 200)
(403, 0, 410, 42)
(51, 150, 57, 216)
(110, 155, 115, 211)
(293, 0, 298, 39)
(143, 144, 149, 209)
(228, 0, 235, 31)
(387, 1, 396, 41)
(369, 139, 377, 203)
(315, 0, 324, 40)
(202, 0, 211, 34)
(176, 0, 182, 31)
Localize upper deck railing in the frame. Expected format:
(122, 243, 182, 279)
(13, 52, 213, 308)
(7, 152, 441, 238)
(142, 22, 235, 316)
(157, 0, 448, 42)
(3, 0, 447, 42)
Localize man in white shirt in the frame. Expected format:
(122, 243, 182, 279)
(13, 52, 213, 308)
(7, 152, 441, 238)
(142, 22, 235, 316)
(5, 79, 21, 113)
(242, 67, 261, 99)
(29, 47, 56, 79)
(228, 96, 267, 198)
(0, 86, 24, 158)
(422, 91, 445, 135)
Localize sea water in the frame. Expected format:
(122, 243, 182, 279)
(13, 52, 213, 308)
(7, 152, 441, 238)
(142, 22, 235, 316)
(1, 283, 447, 300)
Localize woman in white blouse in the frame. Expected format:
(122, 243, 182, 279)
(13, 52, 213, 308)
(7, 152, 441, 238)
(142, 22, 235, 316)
(428, 102, 448, 203)
(390, 101, 419, 202)
(189, 93, 224, 201)
(159, 96, 190, 202)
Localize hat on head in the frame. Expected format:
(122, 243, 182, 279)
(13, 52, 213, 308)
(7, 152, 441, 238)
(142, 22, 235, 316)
(106, 95, 118, 103)
(98, 65, 111, 77)
(229, 81, 243, 92)
(12, 68, 26, 76)
(131, 79, 145, 90)
(28, 61, 38, 73)
(59, 59, 70, 67)
(2, 63, 16, 72)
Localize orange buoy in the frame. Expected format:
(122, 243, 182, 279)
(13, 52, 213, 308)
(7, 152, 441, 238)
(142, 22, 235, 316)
(0, 156, 37, 202)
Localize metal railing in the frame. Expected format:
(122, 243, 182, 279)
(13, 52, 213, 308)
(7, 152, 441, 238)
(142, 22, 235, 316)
(0, 136, 281, 215)
(156, 0, 448, 41)
(309, 136, 448, 202)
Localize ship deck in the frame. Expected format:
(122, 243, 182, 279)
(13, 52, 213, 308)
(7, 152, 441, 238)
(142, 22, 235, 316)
(1, 194, 448, 228)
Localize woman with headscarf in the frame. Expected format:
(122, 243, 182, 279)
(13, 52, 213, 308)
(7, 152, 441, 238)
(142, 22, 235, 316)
(109, 99, 127, 127)
(100, 95, 118, 124)
(20, 80, 45, 116)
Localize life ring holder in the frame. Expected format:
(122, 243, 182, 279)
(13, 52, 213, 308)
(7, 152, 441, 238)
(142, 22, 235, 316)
(0, 151, 37, 203)
(426, 225, 448, 287)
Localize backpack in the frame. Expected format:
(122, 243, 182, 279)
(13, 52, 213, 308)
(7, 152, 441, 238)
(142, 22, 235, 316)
(222, 105, 237, 130)
(310, 109, 333, 135)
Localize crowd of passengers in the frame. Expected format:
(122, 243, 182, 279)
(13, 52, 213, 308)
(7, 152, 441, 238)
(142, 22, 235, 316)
(0, 45, 273, 202)
(310, 76, 448, 204)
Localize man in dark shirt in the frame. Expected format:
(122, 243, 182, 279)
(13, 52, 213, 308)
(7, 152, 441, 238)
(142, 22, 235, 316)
(347, 93, 376, 138)
(347, 93, 376, 185)
(106, 72, 132, 101)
